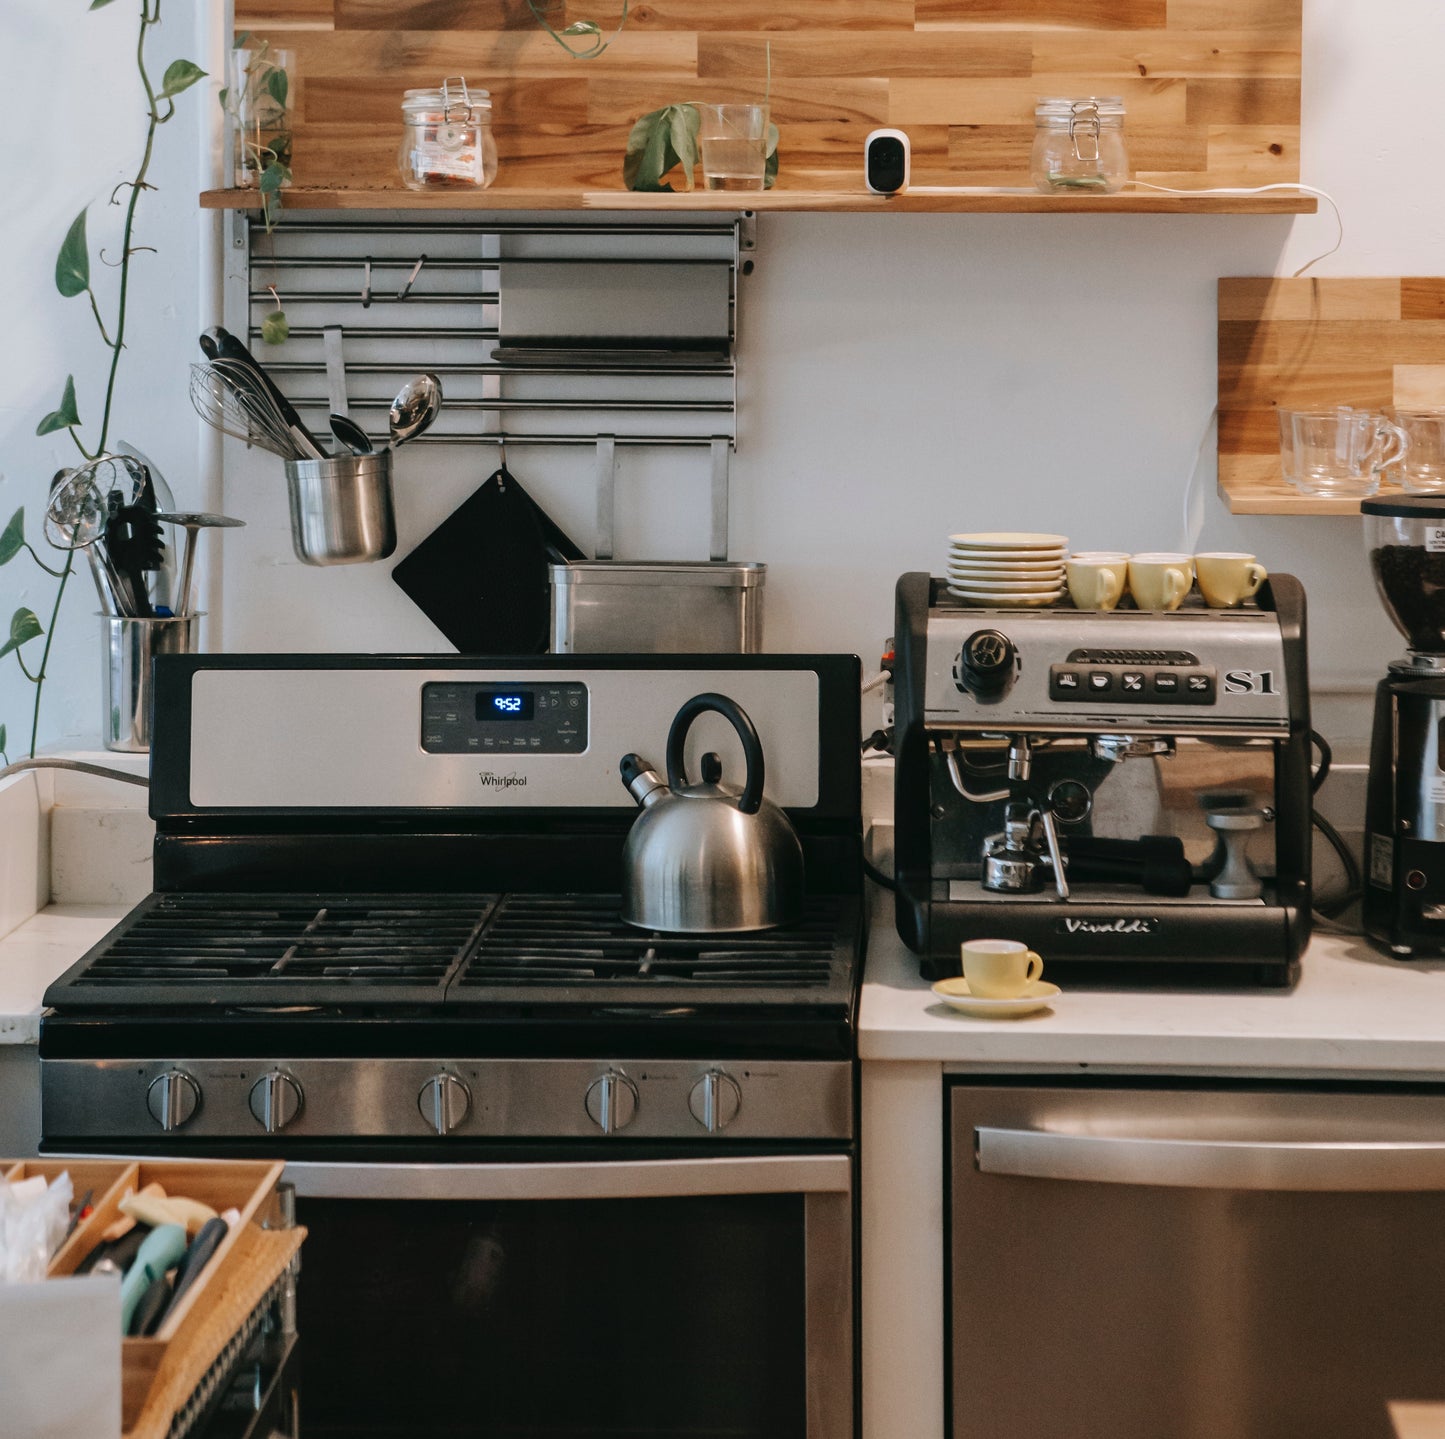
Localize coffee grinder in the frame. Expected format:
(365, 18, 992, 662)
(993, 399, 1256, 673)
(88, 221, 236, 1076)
(1363, 496, 1445, 954)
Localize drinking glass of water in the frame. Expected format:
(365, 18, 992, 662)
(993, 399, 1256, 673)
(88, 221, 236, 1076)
(695, 104, 768, 192)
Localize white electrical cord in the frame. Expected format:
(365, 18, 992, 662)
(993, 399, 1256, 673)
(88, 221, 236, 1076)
(1125, 181, 1344, 278)
(861, 671, 889, 695)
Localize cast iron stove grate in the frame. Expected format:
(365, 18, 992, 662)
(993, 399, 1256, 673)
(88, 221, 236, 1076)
(456, 893, 840, 986)
(50, 892, 499, 1007)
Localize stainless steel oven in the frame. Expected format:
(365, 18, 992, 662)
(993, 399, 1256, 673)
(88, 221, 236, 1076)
(285, 1154, 852, 1439)
(947, 1079, 1445, 1439)
(40, 654, 865, 1439)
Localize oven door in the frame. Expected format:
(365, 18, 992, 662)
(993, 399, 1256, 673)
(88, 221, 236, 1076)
(286, 1152, 854, 1439)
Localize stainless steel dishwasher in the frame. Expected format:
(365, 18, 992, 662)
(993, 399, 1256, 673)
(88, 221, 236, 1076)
(948, 1079, 1445, 1438)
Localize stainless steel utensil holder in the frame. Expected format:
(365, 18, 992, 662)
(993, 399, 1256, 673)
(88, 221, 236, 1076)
(103, 613, 200, 753)
(284, 450, 396, 565)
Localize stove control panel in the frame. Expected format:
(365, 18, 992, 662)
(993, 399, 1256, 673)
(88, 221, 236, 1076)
(44, 1058, 853, 1143)
(420, 682, 589, 755)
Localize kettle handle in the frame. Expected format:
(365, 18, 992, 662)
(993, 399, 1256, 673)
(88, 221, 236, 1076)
(666, 693, 765, 815)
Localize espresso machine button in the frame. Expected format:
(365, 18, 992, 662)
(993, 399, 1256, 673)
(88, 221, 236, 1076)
(1183, 672, 1216, 702)
(1087, 671, 1113, 694)
(1049, 668, 1082, 698)
(1153, 672, 1180, 696)
(956, 630, 1016, 697)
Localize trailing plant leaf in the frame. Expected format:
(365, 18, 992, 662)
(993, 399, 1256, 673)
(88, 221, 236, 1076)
(0, 723, 7, 757)
(55, 211, 90, 299)
(89, 0, 118, 8)
(0, 609, 42, 662)
(36, 376, 80, 436)
(765, 122, 779, 189)
(265, 66, 288, 108)
(624, 106, 693, 192)
(261, 309, 290, 345)
(0, 511, 23, 568)
(668, 105, 700, 192)
(160, 60, 207, 99)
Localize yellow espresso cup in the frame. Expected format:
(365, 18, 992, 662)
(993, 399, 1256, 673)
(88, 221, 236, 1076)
(1195, 552, 1267, 608)
(961, 939, 1044, 998)
(1066, 552, 1130, 610)
(1128, 553, 1195, 611)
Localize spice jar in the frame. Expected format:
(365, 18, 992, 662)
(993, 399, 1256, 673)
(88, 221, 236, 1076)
(399, 77, 497, 191)
(1031, 97, 1128, 195)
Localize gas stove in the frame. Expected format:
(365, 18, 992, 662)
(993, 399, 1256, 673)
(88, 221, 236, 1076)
(40, 654, 864, 1148)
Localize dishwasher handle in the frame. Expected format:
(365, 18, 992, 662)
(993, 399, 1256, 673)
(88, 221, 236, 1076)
(975, 1126, 1445, 1192)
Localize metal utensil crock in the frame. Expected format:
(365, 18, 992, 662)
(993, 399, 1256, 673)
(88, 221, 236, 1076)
(284, 450, 395, 565)
(619, 692, 804, 933)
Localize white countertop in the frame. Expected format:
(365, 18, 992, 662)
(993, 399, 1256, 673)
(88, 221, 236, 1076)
(860, 902, 1445, 1075)
(0, 905, 128, 1045)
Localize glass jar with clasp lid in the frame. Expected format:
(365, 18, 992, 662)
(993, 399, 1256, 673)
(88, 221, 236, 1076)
(399, 76, 498, 191)
(1031, 97, 1129, 195)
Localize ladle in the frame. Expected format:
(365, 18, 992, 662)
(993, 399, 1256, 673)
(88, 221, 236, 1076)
(388, 372, 442, 447)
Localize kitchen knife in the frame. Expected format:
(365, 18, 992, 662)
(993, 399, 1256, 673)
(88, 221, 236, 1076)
(118, 1222, 187, 1333)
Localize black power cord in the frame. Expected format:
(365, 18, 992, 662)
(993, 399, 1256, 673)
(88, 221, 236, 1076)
(1309, 728, 1361, 920)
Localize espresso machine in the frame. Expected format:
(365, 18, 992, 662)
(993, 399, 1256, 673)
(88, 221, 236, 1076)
(1363, 496, 1445, 955)
(892, 572, 1312, 985)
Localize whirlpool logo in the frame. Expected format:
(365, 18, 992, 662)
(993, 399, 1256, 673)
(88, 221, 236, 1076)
(1055, 917, 1159, 936)
(476, 771, 527, 790)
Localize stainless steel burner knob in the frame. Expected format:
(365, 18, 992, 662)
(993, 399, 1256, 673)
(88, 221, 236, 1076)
(419, 1073, 471, 1135)
(146, 1070, 200, 1131)
(249, 1071, 304, 1133)
(585, 1070, 639, 1134)
(688, 1070, 741, 1133)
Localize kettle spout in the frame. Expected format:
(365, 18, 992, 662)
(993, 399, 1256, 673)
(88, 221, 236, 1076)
(620, 753, 669, 808)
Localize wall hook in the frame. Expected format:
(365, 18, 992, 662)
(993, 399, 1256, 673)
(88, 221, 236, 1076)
(360, 258, 373, 310)
(397, 255, 427, 302)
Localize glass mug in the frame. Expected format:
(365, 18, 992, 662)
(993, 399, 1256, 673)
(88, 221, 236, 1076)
(1290, 409, 1408, 498)
(1388, 408, 1445, 494)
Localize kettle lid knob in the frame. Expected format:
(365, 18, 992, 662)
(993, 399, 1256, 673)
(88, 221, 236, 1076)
(700, 752, 723, 785)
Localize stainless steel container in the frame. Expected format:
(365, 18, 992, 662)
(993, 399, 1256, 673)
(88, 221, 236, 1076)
(102, 613, 200, 753)
(550, 562, 764, 653)
(284, 451, 396, 566)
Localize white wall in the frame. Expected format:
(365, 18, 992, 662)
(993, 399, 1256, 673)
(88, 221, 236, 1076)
(0, 1, 211, 756)
(6, 0, 1440, 759)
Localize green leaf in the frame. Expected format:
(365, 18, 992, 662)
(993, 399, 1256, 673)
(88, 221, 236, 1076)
(0, 510, 23, 567)
(217, 86, 229, 111)
(259, 162, 286, 194)
(764, 122, 780, 189)
(233, 30, 253, 49)
(561, 20, 600, 35)
(265, 67, 288, 108)
(89, 0, 118, 8)
(35, 376, 80, 436)
(624, 107, 681, 192)
(668, 104, 700, 192)
(160, 59, 207, 99)
(55, 210, 89, 299)
(261, 309, 289, 345)
(0, 609, 42, 662)
(0, 723, 7, 757)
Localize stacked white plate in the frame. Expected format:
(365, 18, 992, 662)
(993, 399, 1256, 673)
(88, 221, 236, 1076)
(946, 532, 1068, 607)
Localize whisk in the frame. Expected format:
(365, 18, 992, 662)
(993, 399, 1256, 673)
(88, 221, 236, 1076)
(189, 360, 317, 460)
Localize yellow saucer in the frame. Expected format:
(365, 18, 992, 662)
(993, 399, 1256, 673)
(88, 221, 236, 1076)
(931, 977, 1060, 1018)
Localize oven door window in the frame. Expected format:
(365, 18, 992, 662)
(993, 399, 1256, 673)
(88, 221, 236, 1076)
(296, 1193, 806, 1439)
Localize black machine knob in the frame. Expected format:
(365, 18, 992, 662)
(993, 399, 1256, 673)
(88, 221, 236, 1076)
(248, 1071, 304, 1133)
(955, 630, 1017, 697)
(146, 1070, 201, 1131)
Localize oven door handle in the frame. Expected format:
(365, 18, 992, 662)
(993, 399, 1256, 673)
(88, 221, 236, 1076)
(975, 1127, 1445, 1192)
(284, 1154, 852, 1200)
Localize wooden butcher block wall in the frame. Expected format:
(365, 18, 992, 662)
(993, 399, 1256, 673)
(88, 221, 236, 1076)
(1218, 277, 1445, 514)
(234, 0, 1303, 193)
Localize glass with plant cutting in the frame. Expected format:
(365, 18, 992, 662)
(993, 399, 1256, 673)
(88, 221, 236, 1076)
(225, 39, 293, 208)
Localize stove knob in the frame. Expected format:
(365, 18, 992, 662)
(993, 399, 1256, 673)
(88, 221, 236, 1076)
(248, 1071, 303, 1134)
(585, 1070, 639, 1134)
(419, 1073, 471, 1136)
(146, 1070, 200, 1132)
(688, 1070, 741, 1134)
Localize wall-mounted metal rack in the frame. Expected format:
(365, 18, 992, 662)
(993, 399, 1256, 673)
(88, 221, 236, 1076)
(234, 214, 746, 453)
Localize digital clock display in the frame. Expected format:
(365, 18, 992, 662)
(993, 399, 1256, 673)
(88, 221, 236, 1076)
(476, 690, 534, 722)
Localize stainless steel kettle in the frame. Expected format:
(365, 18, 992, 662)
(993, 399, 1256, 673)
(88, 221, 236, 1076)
(619, 692, 804, 933)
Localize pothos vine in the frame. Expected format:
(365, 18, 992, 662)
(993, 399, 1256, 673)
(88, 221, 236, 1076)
(0, 0, 205, 763)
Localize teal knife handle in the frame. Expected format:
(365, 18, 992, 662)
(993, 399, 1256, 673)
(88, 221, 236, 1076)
(119, 1223, 187, 1332)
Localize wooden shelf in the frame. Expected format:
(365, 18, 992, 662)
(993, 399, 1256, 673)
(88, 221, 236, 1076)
(200, 187, 1317, 216)
(1216, 461, 1400, 516)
